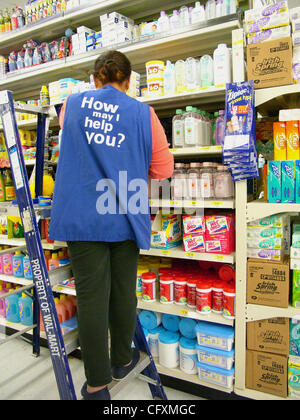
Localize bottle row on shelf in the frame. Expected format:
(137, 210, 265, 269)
(170, 161, 234, 201)
(137, 256, 235, 319)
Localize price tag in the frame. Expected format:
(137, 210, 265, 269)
(201, 146, 210, 151)
(214, 255, 225, 261)
(180, 309, 189, 316)
(185, 252, 195, 258)
(170, 148, 178, 153)
(200, 86, 209, 90)
(187, 201, 200, 206)
(211, 201, 223, 206)
(160, 250, 170, 255)
(170, 200, 181, 206)
(214, 146, 222, 151)
(214, 84, 225, 88)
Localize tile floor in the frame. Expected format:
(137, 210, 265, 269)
(0, 335, 203, 400)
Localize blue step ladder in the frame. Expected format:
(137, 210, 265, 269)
(0, 90, 167, 401)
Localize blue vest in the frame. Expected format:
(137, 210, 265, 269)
(49, 85, 152, 249)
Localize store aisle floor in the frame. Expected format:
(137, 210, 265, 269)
(0, 335, 203, 400)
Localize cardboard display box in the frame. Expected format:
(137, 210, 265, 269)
(247, 258, 289, 308)
(247, 37, 293, 89)
(246, 350, 288, 398)
(247, 318, 290, 356)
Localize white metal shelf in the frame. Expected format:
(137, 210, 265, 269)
(0, 236, 66, 250)
(246, 303, 300, 323)
(0, 19, 240, 100)
(140, 246, 235, 264)
(247, 199, 300, 223)
(170, 145, 222, 158)
(235, 387, 294, 401)
(0, 0, 198, 55)
(137, 297, 234, 326)
(155, 362, 234, 394)
(255, 83, 300, 116)
(149, 198, 235, 209)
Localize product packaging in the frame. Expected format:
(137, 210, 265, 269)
(246, 350, 288, 398)
(150, 212, 182, 249)
(247, 257, 290, 308)
(247, 37, 293, 89)
(223, 81, 259, 182)
(247, 317, 290, 355)
(247, 25, 291, 45)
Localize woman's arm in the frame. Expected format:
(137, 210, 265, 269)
(149, 107, 174, 180)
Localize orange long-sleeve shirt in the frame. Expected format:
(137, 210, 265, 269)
(59, 97, 174, 180)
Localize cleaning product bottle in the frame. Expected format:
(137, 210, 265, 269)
(157, 11, 170, 33)
(184, 106, 197, 147)
(230, 0, 236, 14)
(40, 85, 50, 106)
(185, 57, 197, 91)
(54, 297, 68, 324)
(23, 254, 33, 280)
(179, 5, 190, 27)
(0, 284, 7, 317)
(4, 8, 12, 32)
(191, 1, 205, 24)
(223, 0, 231, 15)
(48, 252, 59, 270)
(200, 55, 214, 87)
(59, 294, 72, 320)
(205, 0, 216, 19)
(170, 10, 180, 29)
(3, 252, 13, 275)
(212, 111, 218, 145)
(5, 291, 21, 323)
(18, 293, 33, 326)
(44, 250, 51, 270)
(4, 169, 16, 201)
(12, 251, 24, 278)
(213, 43, 231, 86)
(0, 171, 6, 202)
(164, 60, 175, 96)
(11, 7, 18, 30)
(215, 110, 225, 145)
(175, 59, 186, 94)
(32, 46, 42, 65)
(0, 10, 4, 33)
(216, 0, 223, 17)
(172, 109, 185, 149)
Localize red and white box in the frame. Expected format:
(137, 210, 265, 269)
(182, 215, 205, 236)
(205, 214, 235, 255)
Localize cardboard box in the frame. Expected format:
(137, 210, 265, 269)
(247, 37, 293, 89)
(247, 318, 290, 355)
(246, 350, 288, 398)
(247, 258, 290, 308)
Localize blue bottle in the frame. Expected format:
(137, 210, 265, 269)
(19, 293, 33, 326)
(5, 293, 21, 323)
(23, 255, 33, 280)
(12, 251, 24, 278)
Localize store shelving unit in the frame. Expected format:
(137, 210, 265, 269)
(140, 246, 235, 264)
(0, 6, 242, 398)
(3, 0, 300, 400)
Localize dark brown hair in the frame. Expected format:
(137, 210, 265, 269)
(93, 50, 131, 85)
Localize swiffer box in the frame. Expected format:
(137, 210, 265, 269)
(246, 350, 288, 398)
(247, 37, 293, 89)
(247, 318, 290, 356)
(247, 258, 289, 308)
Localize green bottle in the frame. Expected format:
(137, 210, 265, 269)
(0, 170, 6, 202)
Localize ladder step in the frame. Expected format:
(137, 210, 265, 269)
(108, 352, 151, 399)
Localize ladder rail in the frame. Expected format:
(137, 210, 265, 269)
(0, 90, 77, 400)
